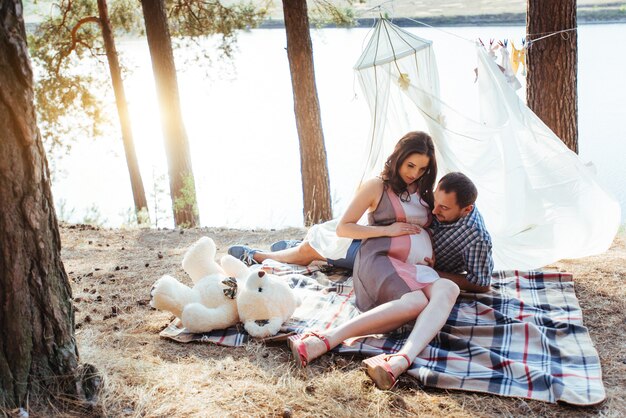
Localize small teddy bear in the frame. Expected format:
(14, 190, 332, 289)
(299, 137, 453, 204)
(237, 268, 301, 338)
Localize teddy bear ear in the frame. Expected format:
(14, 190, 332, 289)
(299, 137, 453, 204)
(258, 270, 266, 278)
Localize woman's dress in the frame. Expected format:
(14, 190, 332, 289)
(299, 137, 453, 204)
(305, 218, 354, 260)
(353, 187, 440, 311)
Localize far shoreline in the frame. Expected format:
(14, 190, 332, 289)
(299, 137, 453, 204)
(257, 10, 626, 29)
(24, 10, 626, 33)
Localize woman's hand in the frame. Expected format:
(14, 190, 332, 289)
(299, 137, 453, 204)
(385, 222, 422, 237)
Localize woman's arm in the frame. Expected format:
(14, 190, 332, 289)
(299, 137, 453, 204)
(336, 178, 422, 240)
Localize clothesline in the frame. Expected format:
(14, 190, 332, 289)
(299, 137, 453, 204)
(402, 16, 475, 44)
(402, 16, 577, 50)
(526, 28, 577, 47)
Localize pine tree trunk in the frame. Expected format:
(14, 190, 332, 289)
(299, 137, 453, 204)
(282, 0, 333, 226)
(526, 0, 578, 153)
(140, 0, 199, 227)
(97, 0, 150, 224)
(0, 1, 99, 409)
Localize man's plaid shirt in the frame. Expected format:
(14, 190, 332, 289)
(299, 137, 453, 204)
(430, 206, 494, 287)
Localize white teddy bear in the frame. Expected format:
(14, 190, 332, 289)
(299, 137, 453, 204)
(150, 236, 244, 333)
(151, 236, 301, 338)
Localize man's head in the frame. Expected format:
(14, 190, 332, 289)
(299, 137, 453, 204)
(432, 172, 477, 223)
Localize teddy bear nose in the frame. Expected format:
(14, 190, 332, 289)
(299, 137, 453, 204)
(258, 270, 266, 278)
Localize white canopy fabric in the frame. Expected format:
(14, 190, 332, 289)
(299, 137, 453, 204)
(353, 18, 620, 270)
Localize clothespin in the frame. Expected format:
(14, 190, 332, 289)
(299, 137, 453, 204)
(488, 38, 500, 61)
(525, 36, 533, 50)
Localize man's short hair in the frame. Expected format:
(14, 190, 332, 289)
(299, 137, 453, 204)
(438, 172, 478, 208)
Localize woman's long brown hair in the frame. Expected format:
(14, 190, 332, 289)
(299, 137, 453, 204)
(380, 131, 437, 208)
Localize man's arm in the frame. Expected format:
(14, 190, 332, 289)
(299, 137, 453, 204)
(461, 238, 494, 292)
(425, 256, 490, 293)
(436, 270, 490, 293)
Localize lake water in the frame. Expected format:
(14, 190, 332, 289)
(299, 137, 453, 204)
(49, 23, 626, 228)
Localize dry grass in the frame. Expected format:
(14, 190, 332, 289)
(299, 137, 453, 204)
(34, 225, 625, 417)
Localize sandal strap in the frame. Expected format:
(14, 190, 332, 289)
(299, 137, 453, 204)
(383, 353, 412, 386)
(385, 353, 412, 369)
(291, 331, 331, 367)
(302, 331, 331, 351)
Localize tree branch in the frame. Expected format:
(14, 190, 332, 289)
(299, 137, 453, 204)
(55, 16, 101, 74)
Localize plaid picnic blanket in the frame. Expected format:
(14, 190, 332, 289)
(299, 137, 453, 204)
(159, 267, 605, 405)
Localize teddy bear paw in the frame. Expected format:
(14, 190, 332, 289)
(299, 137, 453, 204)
(150, 275, 189, 317)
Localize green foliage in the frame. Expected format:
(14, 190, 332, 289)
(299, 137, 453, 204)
(119, 206, 151, 228)
(168, 0, 269, 58)
(109, 0, 145, 34)
(173, 173, 198, 228)
(28, 0, 140, 154)
(310, 0, 357, 28)
(82, 203, 107, 225)
(136, 207, 151, 225)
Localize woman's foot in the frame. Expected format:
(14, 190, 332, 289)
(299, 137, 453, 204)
(288, 332, 331, 367)
(270, 239, 302, 252)
(363, 353, 412, 390)
(227, 245, 262, 265)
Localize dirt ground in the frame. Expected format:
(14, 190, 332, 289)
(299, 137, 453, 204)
(50, 224, 625, 417)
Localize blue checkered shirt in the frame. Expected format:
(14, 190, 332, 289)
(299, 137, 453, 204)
(430, 206, 494, 287)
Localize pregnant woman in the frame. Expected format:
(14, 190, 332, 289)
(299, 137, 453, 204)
(288, 131, 460, 389)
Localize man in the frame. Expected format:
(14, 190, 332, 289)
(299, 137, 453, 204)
(229, 172, 493, 292)
(426, 172, 493, 292)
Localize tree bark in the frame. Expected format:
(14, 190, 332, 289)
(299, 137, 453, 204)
(282, 0, 332, 226)
(97, 0, 150, 224)
(140, 0, 199, 227)
(0, 0, 99, 409)
(526, 0, 578, 153)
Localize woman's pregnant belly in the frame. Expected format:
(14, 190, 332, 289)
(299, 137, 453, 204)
(387, 232, 434, 265)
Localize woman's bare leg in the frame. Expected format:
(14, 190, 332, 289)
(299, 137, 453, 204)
(321, 290, 429, 348)
(290, 278, 459, 374)
(289, 290, 429, 367)
(253, 241, 325, 266)
(394, 279, 460, 360)
(320, 278, 458, 355)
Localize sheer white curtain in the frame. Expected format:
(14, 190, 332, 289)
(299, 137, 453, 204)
(351, 19, 620, 270)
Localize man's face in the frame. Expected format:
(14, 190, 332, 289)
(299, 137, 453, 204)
(432, 187, 473, 223)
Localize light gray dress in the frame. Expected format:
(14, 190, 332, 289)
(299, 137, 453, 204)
(353, 187, 440, 311)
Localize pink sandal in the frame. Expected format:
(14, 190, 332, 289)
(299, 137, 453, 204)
(288, 332, 331, 367)
(362, 353, 412, 390)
